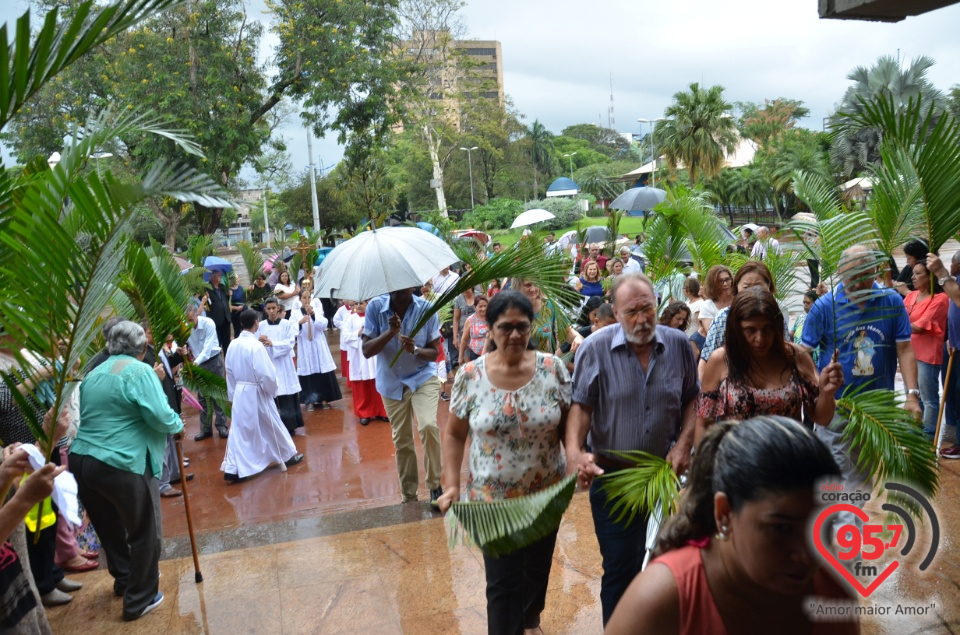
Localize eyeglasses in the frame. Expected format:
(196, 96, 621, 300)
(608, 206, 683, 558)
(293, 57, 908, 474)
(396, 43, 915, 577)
(495, 322, 532, 336)
(719, 277, 733, 285)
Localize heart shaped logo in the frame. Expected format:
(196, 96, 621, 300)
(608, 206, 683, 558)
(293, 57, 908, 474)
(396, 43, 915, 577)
(812, 503, 899, 597)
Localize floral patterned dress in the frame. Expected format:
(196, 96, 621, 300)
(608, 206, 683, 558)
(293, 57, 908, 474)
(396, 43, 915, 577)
(696, 367, 819, 425)
(451, 352, 572, 501)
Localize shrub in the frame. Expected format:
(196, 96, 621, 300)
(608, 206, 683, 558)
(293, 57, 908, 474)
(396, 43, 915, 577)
(461, 198, 524, 230)
(525, 197, 584, 231)
(586, 207, 607, 218)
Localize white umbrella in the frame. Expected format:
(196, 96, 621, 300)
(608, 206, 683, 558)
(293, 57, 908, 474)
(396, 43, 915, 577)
(511, 208, 555, 229)
(313, 227, 458, 300)
(556, 230, 578, 249)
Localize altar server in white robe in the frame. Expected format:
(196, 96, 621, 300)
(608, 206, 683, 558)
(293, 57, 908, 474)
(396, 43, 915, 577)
(222, 309, 303, 482)
(342, 300, 387, 425)
(291, 289, 342, 411)
(333, 300, 355, 380)
(259, 297, 304, 435)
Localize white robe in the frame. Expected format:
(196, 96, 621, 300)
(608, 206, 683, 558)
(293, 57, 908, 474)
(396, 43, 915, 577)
(333, 305, 352, 352)
(258, 318, 301, 396)
(290, 302, 336, 375)
(342, 312, 377, 382)
(222, 330, 299, 478)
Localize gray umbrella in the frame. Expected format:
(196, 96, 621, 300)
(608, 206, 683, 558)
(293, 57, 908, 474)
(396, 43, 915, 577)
(610, 186, 667, 213)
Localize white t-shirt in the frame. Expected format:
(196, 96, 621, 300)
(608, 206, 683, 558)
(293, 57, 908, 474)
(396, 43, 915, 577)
(273, 283, 298, 312)
(621, 258, 641, 274)
(686, 298, 703, 336)
(698, 299, 719, 328)
(432, 271, 460, 295)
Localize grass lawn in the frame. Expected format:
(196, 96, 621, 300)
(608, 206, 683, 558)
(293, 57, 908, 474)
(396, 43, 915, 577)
(483, 216, 648, 247)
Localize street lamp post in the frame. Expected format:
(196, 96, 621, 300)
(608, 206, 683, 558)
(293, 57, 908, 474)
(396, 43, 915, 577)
(306, 127, 321, 231)
(636, 118, 665, 188)
(563, 152, 577, 179)
(459, 146, 478, 209)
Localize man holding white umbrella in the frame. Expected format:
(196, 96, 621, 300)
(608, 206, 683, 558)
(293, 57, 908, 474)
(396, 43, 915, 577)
(362, 288, 444, 504)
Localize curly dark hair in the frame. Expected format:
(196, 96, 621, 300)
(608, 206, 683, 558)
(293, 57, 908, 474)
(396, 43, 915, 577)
(658, 301, 691, 331)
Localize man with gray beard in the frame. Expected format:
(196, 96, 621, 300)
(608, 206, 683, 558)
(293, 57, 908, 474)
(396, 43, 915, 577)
(565, 272, 699, 626)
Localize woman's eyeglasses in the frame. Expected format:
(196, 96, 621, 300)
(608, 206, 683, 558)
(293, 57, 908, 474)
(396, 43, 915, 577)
(495, 323, 532, 336)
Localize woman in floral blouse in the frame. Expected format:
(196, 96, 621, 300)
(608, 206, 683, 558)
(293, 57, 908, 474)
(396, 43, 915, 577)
(437, 290, 571, 635)
(695, 288, 844, 445)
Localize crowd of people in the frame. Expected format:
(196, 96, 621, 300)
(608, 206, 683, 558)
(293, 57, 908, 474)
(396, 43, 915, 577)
(0, 227, 952, 633)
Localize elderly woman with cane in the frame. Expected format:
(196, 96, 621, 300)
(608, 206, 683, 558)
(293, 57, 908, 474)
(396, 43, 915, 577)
(69, 321, 183, 622)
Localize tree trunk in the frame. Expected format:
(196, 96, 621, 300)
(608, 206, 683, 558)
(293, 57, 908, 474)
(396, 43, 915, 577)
(533, 167, 539, 199)
(149, 199, 181, 251)
(423, 125, 447, 217)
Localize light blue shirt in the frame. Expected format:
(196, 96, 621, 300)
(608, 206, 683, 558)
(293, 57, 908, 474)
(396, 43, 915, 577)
(363, 294, 442, 400)
(187, 315, 221, 365)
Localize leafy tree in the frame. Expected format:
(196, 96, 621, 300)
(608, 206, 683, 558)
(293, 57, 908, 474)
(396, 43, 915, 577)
(658, 83, 739, 186)
(459, 96, 527, 202)
(560, 123, 631, 158)
(756, 128, 832, 216)
(337, 138, 398, 229)
(461, 197, 523, 230)
(736, 98, 810, 148)
(830, 55, 944, 178)
(526, 119, 556, 197)
(276, 169, 359, 232)
(573, 160, 637, 201)
(525, 197, 582, 231)
(552, 136, 612, 174)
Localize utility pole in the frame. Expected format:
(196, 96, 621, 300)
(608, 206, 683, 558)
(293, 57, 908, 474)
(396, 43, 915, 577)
(460, 146, 478, 209)
(262, 187, 270, 244)
(306, 127, 321, 231)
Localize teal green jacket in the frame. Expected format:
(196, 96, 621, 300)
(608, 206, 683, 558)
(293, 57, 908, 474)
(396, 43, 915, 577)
(72, 355, 184, 478)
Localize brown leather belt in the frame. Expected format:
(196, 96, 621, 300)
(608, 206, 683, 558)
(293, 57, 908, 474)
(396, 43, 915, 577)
(593, 453, 636, 472)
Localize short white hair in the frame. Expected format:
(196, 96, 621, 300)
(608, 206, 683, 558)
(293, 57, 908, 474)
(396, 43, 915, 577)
(107, 321, 146, 357)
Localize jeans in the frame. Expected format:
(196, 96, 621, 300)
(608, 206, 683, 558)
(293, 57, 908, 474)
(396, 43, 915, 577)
(590, 479, 647, 626)
(482, 530, 558, 635)
(815, 415, 872, 537)
(918, 360, 941, 436)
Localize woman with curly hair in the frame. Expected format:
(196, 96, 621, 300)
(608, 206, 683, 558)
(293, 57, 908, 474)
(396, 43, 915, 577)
(658, 302, 691, 332)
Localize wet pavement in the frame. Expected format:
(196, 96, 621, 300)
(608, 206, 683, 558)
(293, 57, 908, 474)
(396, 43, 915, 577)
(47, 250, 960, 633)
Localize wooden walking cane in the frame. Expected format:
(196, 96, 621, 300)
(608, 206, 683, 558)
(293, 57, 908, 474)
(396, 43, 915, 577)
(934, 350, 955, 455)
(174, 435, 203, 583)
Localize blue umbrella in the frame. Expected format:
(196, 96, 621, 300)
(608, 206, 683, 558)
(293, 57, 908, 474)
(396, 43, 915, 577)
(416, 221, 441, 236)
(314, 247, 334, 266)
(202, 255, 233, 282)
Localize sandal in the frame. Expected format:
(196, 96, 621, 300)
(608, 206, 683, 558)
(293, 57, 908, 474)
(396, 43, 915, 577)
(62, 558, 100, 573)
(80, 551, 99, 560)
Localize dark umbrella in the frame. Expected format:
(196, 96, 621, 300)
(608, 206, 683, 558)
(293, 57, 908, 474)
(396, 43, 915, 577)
(610, 187, 667, 214)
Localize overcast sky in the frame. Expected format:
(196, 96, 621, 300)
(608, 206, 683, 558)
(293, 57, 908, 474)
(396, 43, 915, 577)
(3, 0, 960, 183)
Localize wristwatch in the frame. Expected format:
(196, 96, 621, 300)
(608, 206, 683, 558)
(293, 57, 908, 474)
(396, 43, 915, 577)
(907, 388, 921, 398)
(939, 274, 954, 287)
(412, 346, 420, 358)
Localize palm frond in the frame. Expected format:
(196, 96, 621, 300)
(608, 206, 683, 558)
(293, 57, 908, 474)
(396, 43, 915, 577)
(186, 235, 214, 268)
(179, 360, 230, 418)
(393, 239, 580, 365)
(236, 240, 265, 284)
(116, 242, 192, 346)
(867, 144, 924, 259)
(849, 94, 960, 252)
(837, 388, 939, 520)
(0, 0, 183, 130)
(597, 450, 681, 528)
(763, 247, 803, 303)
(447, 474, 576, 557)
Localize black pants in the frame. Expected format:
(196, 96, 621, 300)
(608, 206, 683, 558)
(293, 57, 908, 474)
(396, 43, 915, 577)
(198, 355, 228, 434)
(276, 393, 304, 434)
(25, 449, 64, 595)
(215, 319, 232, 355)
(482, 530, 558, 635)
(807, 259, 820, 289)
(69, 453, 161, 620)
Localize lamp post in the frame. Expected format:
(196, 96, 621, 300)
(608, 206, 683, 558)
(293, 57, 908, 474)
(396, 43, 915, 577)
(636, 118, 665, 188)
(563, 152, 577, 179)
(459, 146, 478, 209)
(306, 127, 321, 231)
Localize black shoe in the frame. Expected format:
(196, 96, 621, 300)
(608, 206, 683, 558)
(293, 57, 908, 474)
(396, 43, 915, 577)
(284, 453, 304, 467)
(377, 416, 389, 422)
(217, 426, 229, 438)
(194, 431, 213, 441)
(439, 391, 450, 402)
(223, 472, 240, 483)
(360, 418, 371, 426)
(430, 486, 443, 504)
(170, 473, 194, 485)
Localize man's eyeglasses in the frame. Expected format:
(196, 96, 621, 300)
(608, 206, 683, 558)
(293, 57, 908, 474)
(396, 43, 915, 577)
(495, 323, 532, 336)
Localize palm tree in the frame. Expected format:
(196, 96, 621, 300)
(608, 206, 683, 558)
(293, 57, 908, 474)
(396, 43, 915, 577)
(0, 0, 234, 461)
(658, 83, 739, 186)
(526, 119, 555, 197)
(830, 55, 944, 178)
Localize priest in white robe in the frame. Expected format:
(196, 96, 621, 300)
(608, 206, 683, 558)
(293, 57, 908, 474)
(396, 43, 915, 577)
(222, 309, 303, 482)
(290, 289, 342, 410)
(259, 298, 304, 435)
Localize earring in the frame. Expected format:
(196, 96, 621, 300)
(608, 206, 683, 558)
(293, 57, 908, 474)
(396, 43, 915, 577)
(715, 524, 730, 541)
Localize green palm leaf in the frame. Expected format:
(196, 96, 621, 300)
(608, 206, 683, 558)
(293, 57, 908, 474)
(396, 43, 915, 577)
(179, 360, 230, 418)
(186, 234, 215, 268)
(597, 450, 681, 528)
(866, 144, 924, 260)
(0, 0, 182, 130)
(117, 242, 193, 346)
(836, 388, 938, 520)
(762, 247, 803, 303)
(848, 94, 960, 253)
(392, 238, 580, 365)
(236, 240, 265, 284)
(447, 474, 576, 557)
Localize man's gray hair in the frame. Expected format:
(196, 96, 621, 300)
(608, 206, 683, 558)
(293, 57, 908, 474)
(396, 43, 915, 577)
(610, 272, 655, 304)
(106, 320, 147, 357)
(951, 251, 960, 265)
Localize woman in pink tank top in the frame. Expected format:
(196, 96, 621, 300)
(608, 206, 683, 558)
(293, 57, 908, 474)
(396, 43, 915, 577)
(606, 416, 859, 635)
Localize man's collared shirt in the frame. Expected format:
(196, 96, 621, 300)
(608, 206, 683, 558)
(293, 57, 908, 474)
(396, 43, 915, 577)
(801, 281, 911, 396)
(572, 324, 699, 458)
(432, 271, 460, 296)
(187, 315, 222, 365)
(364, 294, 442, 400)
